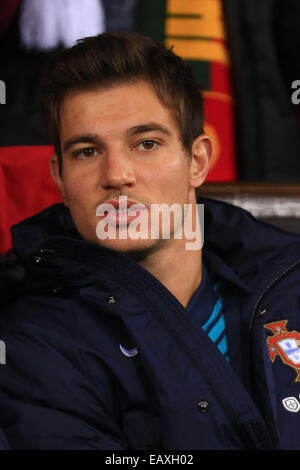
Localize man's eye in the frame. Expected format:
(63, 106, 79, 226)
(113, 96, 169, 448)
(73, 148, 98, 159)
(136, 140, 159, 151)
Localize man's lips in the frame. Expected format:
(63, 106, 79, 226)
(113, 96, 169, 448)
(105, 199, 141, 210)
(99, 199, 147, 225)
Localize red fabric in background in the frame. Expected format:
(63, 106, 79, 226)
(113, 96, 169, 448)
(0, 146, 62, 253)
(204, 63, 237, 182)
(204, 95, 237, 181)
(0, 0, 22, 36)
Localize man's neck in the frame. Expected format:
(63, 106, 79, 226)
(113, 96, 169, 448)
(138, 203, 203, 308)
(139, 244, 202, 308)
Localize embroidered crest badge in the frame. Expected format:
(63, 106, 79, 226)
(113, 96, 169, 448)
(264, 320, 300, 382)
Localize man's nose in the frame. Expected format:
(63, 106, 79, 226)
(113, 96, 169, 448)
(100, 149, 136, 189)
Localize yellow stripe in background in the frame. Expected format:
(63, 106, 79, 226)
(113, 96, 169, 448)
(166, 38, 229, 66)
(167, 0, 222, 19)
(166, 17, 224, 40)
(203, 91, 233, 104)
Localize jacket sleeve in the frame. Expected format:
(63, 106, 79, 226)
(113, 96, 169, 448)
(0, 320, 128, 450)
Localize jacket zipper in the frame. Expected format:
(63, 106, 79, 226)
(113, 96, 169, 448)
(248, 258, 300, 448)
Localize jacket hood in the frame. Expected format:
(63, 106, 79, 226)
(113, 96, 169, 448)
(1, 198, 300, 301)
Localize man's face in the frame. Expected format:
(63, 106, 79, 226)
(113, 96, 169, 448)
(50, 80, 211, 256)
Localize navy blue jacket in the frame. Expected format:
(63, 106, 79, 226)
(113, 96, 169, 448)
(0, 198, 300, 450)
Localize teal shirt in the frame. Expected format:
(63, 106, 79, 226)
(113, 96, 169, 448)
(186, 262, 229, 361)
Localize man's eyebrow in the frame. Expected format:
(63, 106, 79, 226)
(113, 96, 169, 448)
(63, 134, 102, 152)
(63, 123, 172, 152)
(126, 122, 172, 137)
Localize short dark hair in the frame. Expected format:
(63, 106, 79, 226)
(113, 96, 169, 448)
(41, 32, 205, 174)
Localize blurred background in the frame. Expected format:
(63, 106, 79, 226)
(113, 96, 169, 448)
(0, 0, 300, 252)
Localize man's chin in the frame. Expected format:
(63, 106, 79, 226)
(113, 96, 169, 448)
(95, 237, 162, 261)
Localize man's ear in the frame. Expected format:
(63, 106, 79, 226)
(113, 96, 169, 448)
(49, 154, 68, 206)
(189, 135, 213, 189)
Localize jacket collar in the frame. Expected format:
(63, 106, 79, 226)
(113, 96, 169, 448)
(199, 196, 300, 294)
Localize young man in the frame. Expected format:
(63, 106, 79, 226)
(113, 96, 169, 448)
(0, 32, 300, 450)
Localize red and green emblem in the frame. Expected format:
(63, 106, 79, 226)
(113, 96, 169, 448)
(264, 320, 300, 382)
